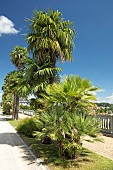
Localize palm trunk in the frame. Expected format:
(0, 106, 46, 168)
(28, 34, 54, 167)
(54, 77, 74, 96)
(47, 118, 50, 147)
(13, 93, 19, 120)
(12, 93, 16, 119)
(49, 52, 56, 84)
(15, 94, 19, 120)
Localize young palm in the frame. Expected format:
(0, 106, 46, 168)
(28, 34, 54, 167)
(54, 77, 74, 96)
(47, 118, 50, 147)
(34, 106, 100, 159)
(42, 75, 99, 113)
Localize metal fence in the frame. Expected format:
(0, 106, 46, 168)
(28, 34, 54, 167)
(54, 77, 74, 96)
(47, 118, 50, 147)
(97, 114, 113, 134)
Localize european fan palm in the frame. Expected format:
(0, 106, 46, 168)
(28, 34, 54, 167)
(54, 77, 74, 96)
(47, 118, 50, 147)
(34, 106, 100, 159)
(42, 75, 99, 114)
(26, 9, 75, 83)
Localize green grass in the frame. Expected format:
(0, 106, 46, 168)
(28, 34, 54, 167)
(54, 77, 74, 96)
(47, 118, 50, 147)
(8, 118, 19, 129)
(8, 119, 113, 170)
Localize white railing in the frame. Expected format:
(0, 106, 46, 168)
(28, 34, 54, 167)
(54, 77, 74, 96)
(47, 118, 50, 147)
(97, 114, 113, 134)
(19, 109, 35, 116)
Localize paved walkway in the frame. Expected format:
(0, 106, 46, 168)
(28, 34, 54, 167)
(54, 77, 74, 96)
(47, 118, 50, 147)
(83, 134, 113, 161)
(0, 112, 49, 170)
(1, 109, 113, 169)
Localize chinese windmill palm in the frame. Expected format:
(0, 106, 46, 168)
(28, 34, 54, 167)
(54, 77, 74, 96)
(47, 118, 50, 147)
(25, 57, 61, 98)
(2, 71, 31, 119)
(9, 46, 29, 119)
(26, 9, 75, 83)
(10, 46, 29, 71)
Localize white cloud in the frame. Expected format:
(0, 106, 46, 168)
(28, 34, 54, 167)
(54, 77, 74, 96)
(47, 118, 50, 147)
(0, 16, 19, 36)
(106, 94, 113, 103)
(97, 93, 113, 104)
(96, 97, 107, 103)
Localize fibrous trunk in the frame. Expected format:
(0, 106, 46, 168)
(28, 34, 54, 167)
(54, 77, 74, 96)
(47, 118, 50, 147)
(13, 93, 19, 120)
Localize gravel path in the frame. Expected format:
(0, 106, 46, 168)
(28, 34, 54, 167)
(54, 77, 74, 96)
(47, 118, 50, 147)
(0, 111, 49, 170)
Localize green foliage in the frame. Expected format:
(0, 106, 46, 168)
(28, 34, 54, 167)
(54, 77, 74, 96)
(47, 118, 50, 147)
(42, 75, 99, 114)
(26, 9, 75, 63)
(96, 102, 113, 114)
(25, 57, 61, 93)
(2, 78, 13, 115)
(19, 104, 31, 110)
(10, 46, 29, 71)
(2, 70, 31, 119)
(16, 117, 39, 137)
(34, 106, 100, 159)
(33, 75, 100, 159)
(2, 93, 12, 114)
(26, 9, 75, 83)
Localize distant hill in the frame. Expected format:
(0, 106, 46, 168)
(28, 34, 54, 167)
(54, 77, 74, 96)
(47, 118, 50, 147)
(95, 102, 113, 114)
(96, 102, 112, 107)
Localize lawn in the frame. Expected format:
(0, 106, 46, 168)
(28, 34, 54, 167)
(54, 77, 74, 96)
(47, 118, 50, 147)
(8, 118, 113, 170)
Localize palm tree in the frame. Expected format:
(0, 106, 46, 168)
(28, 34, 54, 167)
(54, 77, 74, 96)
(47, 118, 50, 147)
(24, 57, 61, 112)
(10, 46, 29, 119)
(10, 46, 29, 71)
(25, 57, 61, 96)
(2, 73, 14, 115)
(26, 9, 76, 83)
(34, 106, 100, 159)
(2, 71, 31, 119)
(42, 75, 99, 114)
(34, 76, 100, 158)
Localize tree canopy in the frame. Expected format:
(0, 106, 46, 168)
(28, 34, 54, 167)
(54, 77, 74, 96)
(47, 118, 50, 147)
(26, 9, 76, 83)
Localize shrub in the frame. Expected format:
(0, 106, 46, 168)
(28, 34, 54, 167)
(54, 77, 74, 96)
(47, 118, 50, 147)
(19, 104, 31, 110)
(16, 116, 39, 137)
(34, 106, 100, 159)
(3, 102, 12, 115)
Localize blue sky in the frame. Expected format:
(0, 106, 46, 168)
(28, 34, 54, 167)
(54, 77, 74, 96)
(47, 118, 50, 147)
(0, 0, 113, 103)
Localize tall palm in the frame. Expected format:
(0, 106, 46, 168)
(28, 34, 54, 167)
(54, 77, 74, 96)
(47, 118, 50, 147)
(2, 71, 31, 119)
(10, 46, 29, 71)
(26, 9, 76, 83)
(10, 46, 29, 119)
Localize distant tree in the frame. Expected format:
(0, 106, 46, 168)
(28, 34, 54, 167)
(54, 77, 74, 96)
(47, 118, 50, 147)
(10, 46, 29, 71)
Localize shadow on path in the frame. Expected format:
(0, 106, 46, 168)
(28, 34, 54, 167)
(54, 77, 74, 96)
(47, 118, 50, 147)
(0, 132, 37, 163)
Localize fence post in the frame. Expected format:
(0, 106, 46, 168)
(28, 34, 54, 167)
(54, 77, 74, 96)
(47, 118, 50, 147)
(110, 114, 113, 134)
